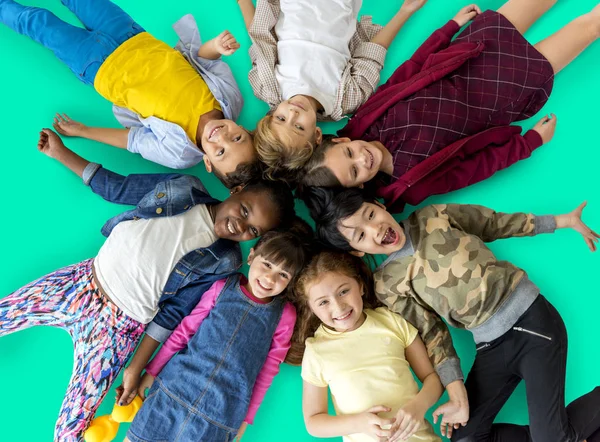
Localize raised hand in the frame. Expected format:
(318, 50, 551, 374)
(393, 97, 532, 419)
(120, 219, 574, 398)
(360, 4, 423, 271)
(53, 113, 87, 137)
(214, 30, 241, 56)
(556, 202, 600, 252)
(532, 113, 557, 144)
(452, 4, 482, 27)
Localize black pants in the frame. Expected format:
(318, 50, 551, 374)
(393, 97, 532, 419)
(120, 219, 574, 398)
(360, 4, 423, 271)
(452, 295, 600, 442)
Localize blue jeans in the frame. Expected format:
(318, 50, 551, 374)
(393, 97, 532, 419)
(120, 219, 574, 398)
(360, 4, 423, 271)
(0, 0, 144, 85)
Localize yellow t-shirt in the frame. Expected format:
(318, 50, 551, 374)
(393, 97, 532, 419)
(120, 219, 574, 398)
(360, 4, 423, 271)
(302, 308, 441, 442)
(94, 32, 221, 143)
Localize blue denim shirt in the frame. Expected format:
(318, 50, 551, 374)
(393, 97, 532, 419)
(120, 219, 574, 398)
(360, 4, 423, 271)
(113, 14, 244, 169)
(83, 163, 242, 342)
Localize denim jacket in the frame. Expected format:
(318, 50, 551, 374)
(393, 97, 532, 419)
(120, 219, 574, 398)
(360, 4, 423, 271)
(112, 14, 244, 169)
(83, 163, 242, 342)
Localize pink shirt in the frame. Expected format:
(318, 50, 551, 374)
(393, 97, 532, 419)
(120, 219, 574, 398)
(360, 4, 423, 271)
(145, 278, 296, 424)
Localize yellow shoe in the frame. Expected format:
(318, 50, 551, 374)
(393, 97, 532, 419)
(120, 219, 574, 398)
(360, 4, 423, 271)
(84, 396, 143, 442)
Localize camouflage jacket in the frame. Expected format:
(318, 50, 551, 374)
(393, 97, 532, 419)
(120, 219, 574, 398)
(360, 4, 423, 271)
(374, 204, 556, 386)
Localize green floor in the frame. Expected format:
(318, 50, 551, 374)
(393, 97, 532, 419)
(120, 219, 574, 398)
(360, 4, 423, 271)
(1, 0, 599, 440)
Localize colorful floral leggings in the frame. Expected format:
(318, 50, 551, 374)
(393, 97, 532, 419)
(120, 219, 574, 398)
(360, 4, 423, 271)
(0, 259, 144, 441)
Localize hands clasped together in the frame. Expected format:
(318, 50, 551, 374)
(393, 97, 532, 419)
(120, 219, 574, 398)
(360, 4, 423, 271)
(350, 396, 469, 441)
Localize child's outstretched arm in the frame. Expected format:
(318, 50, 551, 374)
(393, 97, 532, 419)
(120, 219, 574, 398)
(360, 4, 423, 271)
(54, 112, 206, 169)
(198, 30, 241, 59)
(404, 115, 557, 208)
(371, 0, 428, 49)
(440, 199, 598, 249)
(237, 0, 255, 31)
(341, 0, 427, 116)
(37, 128, 90, 177)
(53, 113, 129, 149)
(303, 382, 395, 440)
(389, 335, 443, 442)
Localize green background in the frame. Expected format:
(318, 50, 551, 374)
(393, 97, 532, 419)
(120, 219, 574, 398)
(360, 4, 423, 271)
(1, 0, 599, 440)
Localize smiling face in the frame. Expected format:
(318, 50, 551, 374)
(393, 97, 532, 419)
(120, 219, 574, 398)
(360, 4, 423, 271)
(306, 271, 366, 332)
(247, 252, 292, 299)
(321, 138, 384, 187)
(271, 96, 322, 150)
(338, 202, 406, 255)
(201, 119, 257, 176)
(211, 190, 280, 242)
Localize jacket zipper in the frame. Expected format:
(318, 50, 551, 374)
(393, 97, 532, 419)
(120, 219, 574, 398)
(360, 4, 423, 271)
(476, 343, 490, 351)
(513, 326, 552, 341)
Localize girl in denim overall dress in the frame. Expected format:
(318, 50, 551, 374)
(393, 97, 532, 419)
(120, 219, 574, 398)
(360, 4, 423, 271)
(125, 228, 311, 442)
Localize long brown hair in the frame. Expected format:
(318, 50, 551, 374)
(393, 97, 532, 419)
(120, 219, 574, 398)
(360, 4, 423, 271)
(285, 250, 382, 365)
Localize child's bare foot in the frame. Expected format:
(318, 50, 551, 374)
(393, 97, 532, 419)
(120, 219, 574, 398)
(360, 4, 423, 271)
(37, 128, 66, 159)
(53, 113, 87, 137)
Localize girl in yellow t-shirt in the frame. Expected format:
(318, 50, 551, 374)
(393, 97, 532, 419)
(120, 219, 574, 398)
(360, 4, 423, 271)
(294, 250, 443, 442)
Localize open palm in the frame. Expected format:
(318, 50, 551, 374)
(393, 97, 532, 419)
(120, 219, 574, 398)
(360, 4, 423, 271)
(566, 202, 599, 251)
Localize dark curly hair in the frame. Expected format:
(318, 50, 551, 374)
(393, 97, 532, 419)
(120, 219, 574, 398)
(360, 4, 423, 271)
(242, 180, 297, 230)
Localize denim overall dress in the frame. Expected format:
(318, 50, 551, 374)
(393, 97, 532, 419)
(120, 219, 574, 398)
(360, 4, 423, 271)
(128, 274, 285, 442)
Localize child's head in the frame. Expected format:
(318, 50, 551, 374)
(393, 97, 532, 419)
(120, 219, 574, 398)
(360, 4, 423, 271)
(246, 221, 313, 300)
(254, 97, 323, 182)
(302, 187, 406, 255)
(200, 119, 261, 188)
(212, 180, 296, 242)
(301, 135, 384, 188)
(294, 250, 380, 335)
